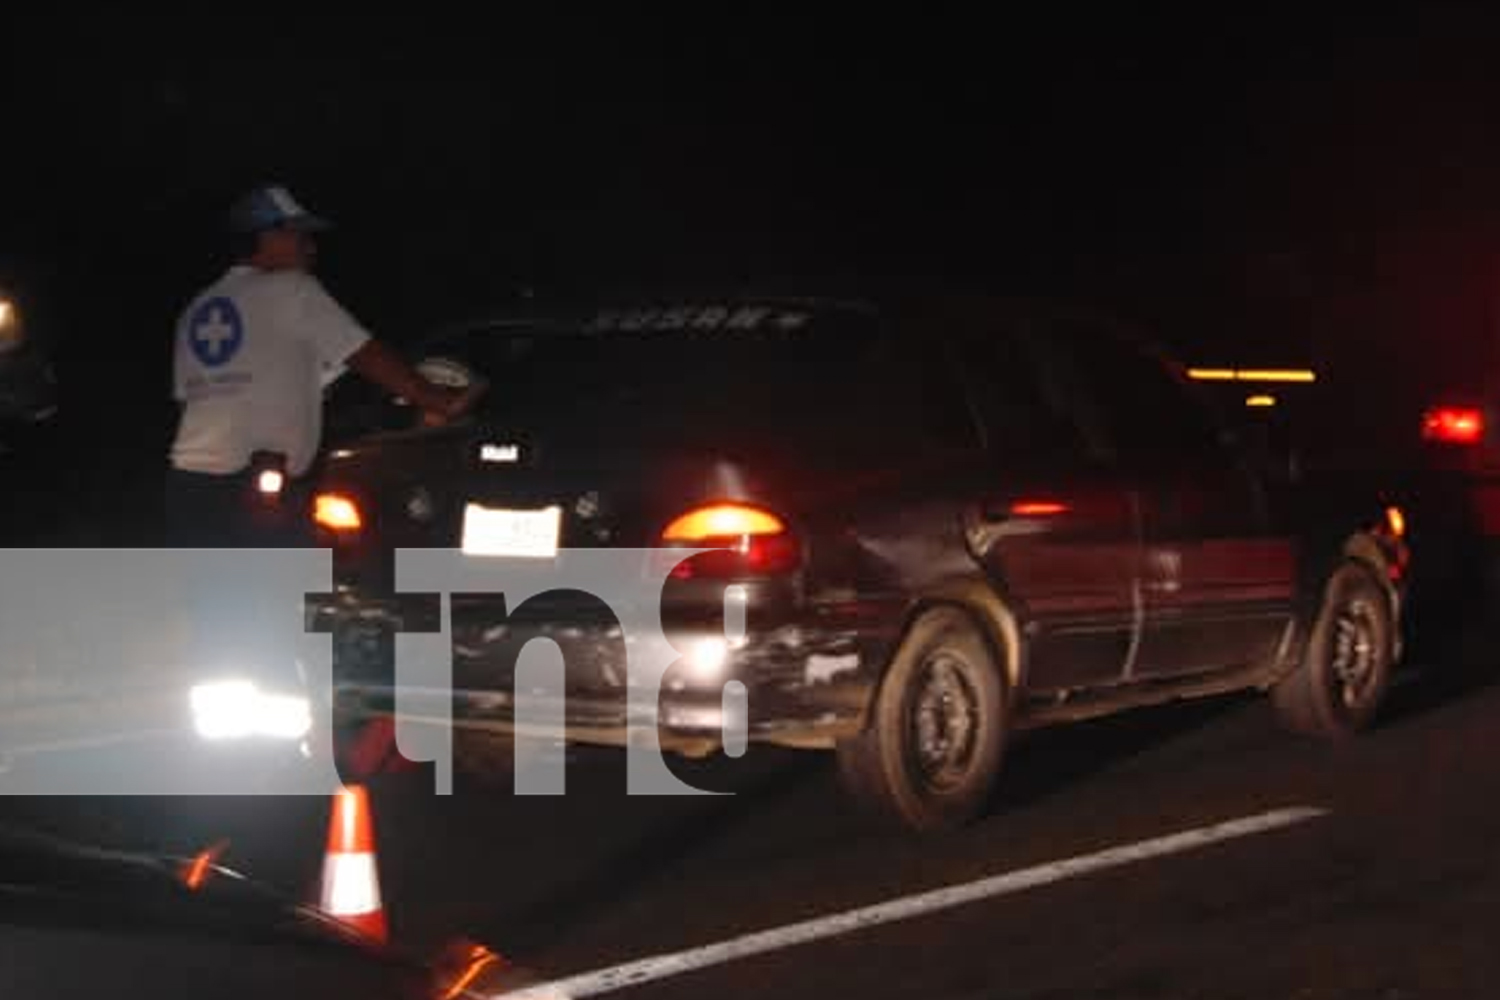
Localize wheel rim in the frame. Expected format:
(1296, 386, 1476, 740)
(909, 650, 980, 792)
(1329, 596, 1383, 711)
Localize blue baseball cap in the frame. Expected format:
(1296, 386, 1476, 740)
(228, 184, 332, 234)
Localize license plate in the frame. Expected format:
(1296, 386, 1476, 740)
(461, 503, 562, 558)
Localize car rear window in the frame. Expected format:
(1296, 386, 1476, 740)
(407, 302, 980, 457)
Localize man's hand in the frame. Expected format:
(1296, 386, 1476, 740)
(418, 383, 486, 427)
(346, 340, 487, 426)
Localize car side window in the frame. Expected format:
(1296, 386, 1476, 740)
(1033, 320, 1225, 465)
(949, 324, 1093, 462)
(891, 333, 988, 451)
(809, 329, 983, 455)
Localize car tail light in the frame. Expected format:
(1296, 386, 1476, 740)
(1422, 406, 1484, 445)
(314, 493, 363, 532)
(663, 505, 786, 541)
(660, 502, 799, 579)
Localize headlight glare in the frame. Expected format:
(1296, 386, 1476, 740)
(190, 679, 312, 741)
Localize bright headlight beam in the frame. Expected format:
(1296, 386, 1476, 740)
(190, 679, 312, 741)
(685, 637, 730, 681)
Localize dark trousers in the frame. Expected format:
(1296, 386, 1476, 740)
(163, 466, 320, 702)
(163, 466, 315, 549)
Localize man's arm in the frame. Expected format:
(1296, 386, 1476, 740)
(292, 273, 481, 423)
(344, 339, 480, 422)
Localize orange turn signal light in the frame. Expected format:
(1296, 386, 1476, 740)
(314, 493, 363, 532)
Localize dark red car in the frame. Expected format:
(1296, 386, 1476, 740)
(311, 289, 1410, 832)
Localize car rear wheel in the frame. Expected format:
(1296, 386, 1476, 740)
(1272, 560, 1396, 739)
(835, 607, 1008, 833)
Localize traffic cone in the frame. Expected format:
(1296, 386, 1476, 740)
(318, 784, 388, 945)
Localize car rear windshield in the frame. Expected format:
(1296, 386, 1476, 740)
(410, 303, 979, 456)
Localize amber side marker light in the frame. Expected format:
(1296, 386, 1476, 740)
(1009, 500, 1070, 517)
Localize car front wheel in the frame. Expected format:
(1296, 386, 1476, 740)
(835, 607, 1008, 833)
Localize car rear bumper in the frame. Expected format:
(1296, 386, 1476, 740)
(314, 596, 887, 755)
(332, 681, 867, 756)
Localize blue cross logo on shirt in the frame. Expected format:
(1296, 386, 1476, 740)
(187, 297, 244, 368)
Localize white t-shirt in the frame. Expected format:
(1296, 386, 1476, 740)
(170, 265, 372, 477)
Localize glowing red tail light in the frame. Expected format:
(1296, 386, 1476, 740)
(1422, 406, 1484, 445)
(661, 503, 800, 579)
(663, 505, 786, 541)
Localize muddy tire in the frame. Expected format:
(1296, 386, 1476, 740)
(1273, 561, 1396, 739)
(835, 607, 1008, 833)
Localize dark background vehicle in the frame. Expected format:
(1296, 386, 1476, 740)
(1178, 224, 1500, 652)
(309, 288, 1408, 832)
(0, 257, 64, 543)
(1165, 278, 1496, 665)
(0, 819, 462, 999)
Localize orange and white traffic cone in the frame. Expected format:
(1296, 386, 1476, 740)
(318, 784, 388, 945)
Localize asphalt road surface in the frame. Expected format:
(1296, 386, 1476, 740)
(1, 624, 1497, 999)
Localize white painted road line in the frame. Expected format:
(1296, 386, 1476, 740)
(493, 806, 1329, 1000)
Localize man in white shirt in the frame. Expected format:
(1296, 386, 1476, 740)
(166, 184, 476, 545)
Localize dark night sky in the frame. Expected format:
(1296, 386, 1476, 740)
(8, 15, 1498, 307)
(7, 11, 1500, 480)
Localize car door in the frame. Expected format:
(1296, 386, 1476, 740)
(1037, 317, 1298, 679)
(949, 319, 1145, 693)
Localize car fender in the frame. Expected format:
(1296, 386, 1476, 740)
(854, 577, 1023, 731)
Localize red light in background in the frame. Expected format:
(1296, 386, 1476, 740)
(1422, 406, 1484, 445)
